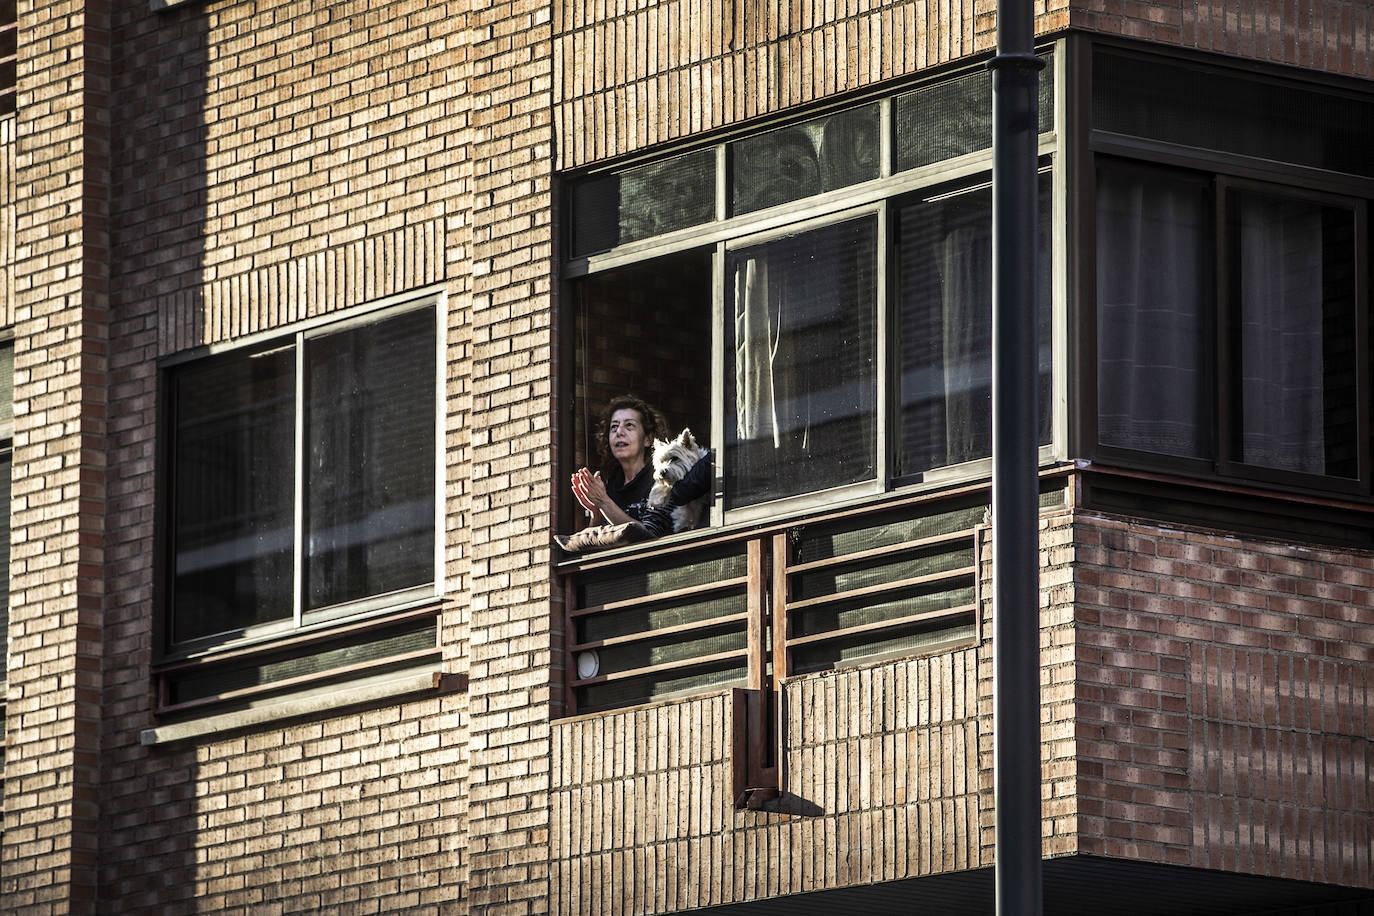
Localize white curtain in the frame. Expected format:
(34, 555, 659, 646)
(733, 256, 782, 448)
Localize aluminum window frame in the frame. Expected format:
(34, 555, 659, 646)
(560, 46, 1066, 531)
(155, 287, 447, 662)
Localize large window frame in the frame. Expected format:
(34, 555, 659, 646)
(560, 48, 1067, 534)
(1078, 37, 1374, 504)
(155, 290, 446, 667)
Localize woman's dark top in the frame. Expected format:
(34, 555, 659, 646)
(602, 462, 674, 539)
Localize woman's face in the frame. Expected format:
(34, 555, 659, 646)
(608, 408, 648, 463)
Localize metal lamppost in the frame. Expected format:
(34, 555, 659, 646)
(989, 1, 1044, 914)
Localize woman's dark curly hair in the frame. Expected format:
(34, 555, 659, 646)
(594, 394, 669, 476)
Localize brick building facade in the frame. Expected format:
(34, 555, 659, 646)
(0, 0, 1371, 913)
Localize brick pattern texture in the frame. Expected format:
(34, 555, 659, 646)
(2, 0, 1374, 910)
(1, 0, 111, 908)
(7, 0, 477, 910)
(547, 512, 1085, 913)
(1073, 513, 1374, 887)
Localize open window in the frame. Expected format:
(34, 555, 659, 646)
(561, 55, 1058, 537)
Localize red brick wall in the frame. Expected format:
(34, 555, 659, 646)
(1074, 513, 1374, 885)
(1069, 0, 1374, 78)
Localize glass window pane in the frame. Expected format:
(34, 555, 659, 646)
(725, 217, 878, 508)
(1096, 165, 1211, 459)
(894, 53, 1052, 173)
(305, 308, 437, 610)
(731, 104, 880, 215)
(570, 149, 717, 257)
(895, 173, 1053, 477)
(171, 347, 296, 642)
(1230, 191, 1358, 478)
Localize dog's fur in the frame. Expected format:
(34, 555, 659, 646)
(555, 429, 710, 555)
(647, 428, 710, 533)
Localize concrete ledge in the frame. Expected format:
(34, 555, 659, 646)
(140, 667, 459, 745)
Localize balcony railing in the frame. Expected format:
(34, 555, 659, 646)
(558, 487, 994, 719)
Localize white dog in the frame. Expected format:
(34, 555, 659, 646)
(647, 428, 710, 532)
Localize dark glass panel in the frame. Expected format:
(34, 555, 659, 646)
(725, 217, 879, 508)
(1094, 49, 1374, 180)
(1096, 164, 1211, 459)
(894, 52, 1053, 173)
(1229, 191, 1358, 478)
(305, 308, 437, 609)
(894, 173, 1052, 477)
(171, 347, 295, 642)
(570, 149, 717, 257)
(731, 103, 881, 214)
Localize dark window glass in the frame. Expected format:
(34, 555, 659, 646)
(725, 217, 878, 507)
(1094, 49, 1374, 180)
(894, 53, 1053, 173)
(731, 104, 881, 215)
(171, 347, 296, 642)
(169, 307, 436, 647)
(306, 308, 437, 609)
(894, 173, 1053, 477)
(1096, 164, 1211, 459)
(1228, 190, 1359, 478)
(570, 149, 717, 257)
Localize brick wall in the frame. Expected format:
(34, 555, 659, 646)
(552, 0, 1075, 169)
(5, 0, 478, 909)
(1068, 0, 1374, 78)
(547, 510, 1085, 914)
(1074, 512, 1374, 886)
(1, 0, 111, 907)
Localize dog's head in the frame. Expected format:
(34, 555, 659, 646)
(652, 428, 707, 484)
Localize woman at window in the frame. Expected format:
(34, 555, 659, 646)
(570, 394, 677, 540)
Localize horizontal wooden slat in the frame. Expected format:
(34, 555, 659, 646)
(569, 611, 749, 652)
(153, 601, 442, 673)
(570, 575, 748, 618)
(569, 648, 748, 687)
(785, 604, 976, 647)
(785, 564, 977, 612)
(157, 647, 441, 715)
(785, 528, 973, 574)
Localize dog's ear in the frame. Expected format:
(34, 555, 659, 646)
(679, 427, 697, 450)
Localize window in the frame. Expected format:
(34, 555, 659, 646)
(564, 56, 1056, 527)
(1091, 47, 1372, 496)
(164, 301, 439, 653)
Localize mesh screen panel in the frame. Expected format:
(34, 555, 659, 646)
(577, 660, 747, 713)
(590, 623, 747, 674)
(569, 148, 716, 257)
(578, 546, 747, 607)
(1093, 49, 1374, 179)
(797, 501, 985, 564)
(792, 617, 976, 674)
(580, 590, 746, 643)
(731, 103, 881, 214)
(794, 545, 973, 601)
(167, 619, 437, 706)
(894, 52, 1053, 172)
(790, 584, 976, 639)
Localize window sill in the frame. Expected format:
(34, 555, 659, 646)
(140, 664, 463, 746)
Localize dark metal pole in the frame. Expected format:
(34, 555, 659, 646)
(989, 1, 1044, 915)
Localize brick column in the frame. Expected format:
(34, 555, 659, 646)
(465, 0, 557, 910)
(1, 0, 110, 910)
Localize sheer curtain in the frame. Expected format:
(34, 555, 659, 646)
(727, 219, 877, 509)
(1096, 167, 1209, 458)
(1235, 193, 1326, 474)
